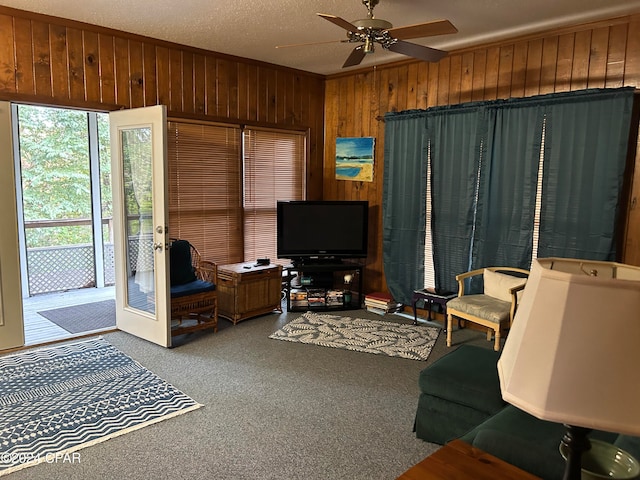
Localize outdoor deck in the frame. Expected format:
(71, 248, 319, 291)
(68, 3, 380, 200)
(23, 286, 116, 346)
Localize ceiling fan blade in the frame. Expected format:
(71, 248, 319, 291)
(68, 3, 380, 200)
(387, 40, 448, 63)
(387, 19, 458, 40)
(317, 13, 358, 32)
(276, 39, 344, 49)
(343, 45, 367, 68)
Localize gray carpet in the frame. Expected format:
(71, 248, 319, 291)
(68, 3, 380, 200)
(37, 299, 115, 334)
(4, 306, 494, 480)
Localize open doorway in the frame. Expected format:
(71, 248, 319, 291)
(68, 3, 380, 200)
(13, 104, 115, 345)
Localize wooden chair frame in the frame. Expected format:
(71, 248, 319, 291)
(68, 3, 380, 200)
(446, 266, 529, 351)
(170, 241, 218, 337)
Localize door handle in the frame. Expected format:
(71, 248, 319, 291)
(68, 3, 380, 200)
(153, 242, 166, 251)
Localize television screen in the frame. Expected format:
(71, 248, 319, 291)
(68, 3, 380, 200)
(277, 201, 368, 261)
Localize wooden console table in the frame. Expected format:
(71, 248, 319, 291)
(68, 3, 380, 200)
(397, 440, 540, 480)
(217, 262, 283, 324)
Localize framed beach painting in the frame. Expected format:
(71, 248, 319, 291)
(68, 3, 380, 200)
(335, 137, 374, 182)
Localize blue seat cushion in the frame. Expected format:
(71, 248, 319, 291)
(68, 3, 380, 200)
(170, 279, 215, 298)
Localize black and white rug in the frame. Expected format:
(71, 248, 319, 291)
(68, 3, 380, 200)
(0, 337, 201, 477)
(269, 311, 440, 361)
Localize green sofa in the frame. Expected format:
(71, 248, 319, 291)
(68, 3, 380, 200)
(415, 344, 640, 479)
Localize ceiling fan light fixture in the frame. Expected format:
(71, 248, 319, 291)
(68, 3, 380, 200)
(364, 37, 375, 53)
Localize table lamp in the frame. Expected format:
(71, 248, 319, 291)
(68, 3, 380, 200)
(497, 258, 640, 480)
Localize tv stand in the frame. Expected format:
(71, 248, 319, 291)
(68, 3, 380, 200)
(285, 261, 363, 312)
(293, 258, 344, 267)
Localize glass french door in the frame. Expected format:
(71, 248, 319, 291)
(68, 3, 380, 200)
(109, 106, 171, 347)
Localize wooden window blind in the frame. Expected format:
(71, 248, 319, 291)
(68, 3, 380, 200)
(167, 121, 243, 264)
(242, 127, 306, 264)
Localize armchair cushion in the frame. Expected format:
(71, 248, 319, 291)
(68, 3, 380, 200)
(483, 269, 527, 302)
(464, 405, 620, 480)
(419, 345, 504, 414)
(170, 279, 215, 298)
(447, 294, 510, 324)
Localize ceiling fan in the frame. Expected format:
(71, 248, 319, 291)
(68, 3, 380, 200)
(279, 0, 458, 68)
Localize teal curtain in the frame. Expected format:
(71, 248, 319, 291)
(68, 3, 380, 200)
(471, 103, 544, 270)
(382, 111, 428, 304)
(537, 88, 635, 260)
(426, 105, 486, 293)
(381, 87, 635, 302)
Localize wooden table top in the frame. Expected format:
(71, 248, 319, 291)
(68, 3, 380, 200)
(397, 440, 540, 480)
(217, 262, 280, 275)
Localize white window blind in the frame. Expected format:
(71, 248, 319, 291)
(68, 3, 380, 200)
(424, 140, 436, 289)
(531, 117, 546, 264)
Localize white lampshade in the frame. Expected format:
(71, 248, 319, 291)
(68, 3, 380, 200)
(498, 257, 640, 436)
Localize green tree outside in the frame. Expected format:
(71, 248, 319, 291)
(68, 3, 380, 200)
(17, 105, 111, 248)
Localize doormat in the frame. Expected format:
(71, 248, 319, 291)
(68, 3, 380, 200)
(37, 299, 116, 334)
(269, 311, 440, 361)
(0, 337, 202, 477)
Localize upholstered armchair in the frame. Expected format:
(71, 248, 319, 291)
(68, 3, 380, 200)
(169, 239, 218, 337)
(446, 267, 529, 351)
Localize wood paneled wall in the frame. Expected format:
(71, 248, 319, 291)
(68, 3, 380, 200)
(325, 14, 640, 294)
(0, 6, 326, 198)
(1, 5, 639, 297)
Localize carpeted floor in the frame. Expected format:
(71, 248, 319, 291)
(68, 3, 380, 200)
(3, 306, 495, 480)
(37, 299, 115, 334)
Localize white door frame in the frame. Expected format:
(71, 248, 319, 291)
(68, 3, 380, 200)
(0, 101, 25, 350)
(110, 105, 171, 347)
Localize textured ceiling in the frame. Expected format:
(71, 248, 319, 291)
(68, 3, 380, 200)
(2, 0, 640, 75)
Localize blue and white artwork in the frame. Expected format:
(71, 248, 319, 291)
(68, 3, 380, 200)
(335, 137, 374, 182)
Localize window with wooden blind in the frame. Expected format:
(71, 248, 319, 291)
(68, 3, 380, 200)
(167, 121, 306, 266)
(167, 121, 243, 264)
(243, 127, 306, 264)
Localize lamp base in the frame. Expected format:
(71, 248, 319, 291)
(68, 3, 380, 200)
(561, 425, 592, 480)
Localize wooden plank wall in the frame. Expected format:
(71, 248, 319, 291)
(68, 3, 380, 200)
(325, 14, 640, 294)
(2, 6, 639, 297)
(0, 6, 326, 199)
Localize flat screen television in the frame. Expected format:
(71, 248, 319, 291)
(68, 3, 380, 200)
(277, 200, 368, 262)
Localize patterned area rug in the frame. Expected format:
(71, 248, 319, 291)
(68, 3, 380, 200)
(37, 299, 116, 334)
(269, 311, 440, 361)
(0, 337, 201, 477)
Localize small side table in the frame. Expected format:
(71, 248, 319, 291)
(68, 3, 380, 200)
(217, 262, 283, 324)
(396, 439, 540, 480)
(412, 289, 456, 328)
